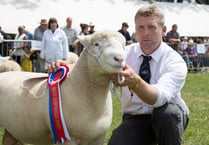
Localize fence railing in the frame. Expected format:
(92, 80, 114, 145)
(0, 40, 44, 72)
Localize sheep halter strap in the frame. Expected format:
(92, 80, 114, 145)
(47, 65, 71, 144)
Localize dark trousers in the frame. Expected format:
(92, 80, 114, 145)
(108, 103, 189, 145)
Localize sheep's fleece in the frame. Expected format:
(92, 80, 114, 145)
(0, 30, 126, 145)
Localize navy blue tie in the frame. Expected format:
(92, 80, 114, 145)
(139, 55, 152, 83)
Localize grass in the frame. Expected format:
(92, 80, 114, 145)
(0, 73, 209, 145)
(104, 73, 209, 145)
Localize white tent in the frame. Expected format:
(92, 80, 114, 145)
(0, 0, 209, 37)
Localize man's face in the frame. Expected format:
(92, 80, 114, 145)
(67, 19, 72, 27)
(41, 24, 48, 31)
(135, 16, 162, 52)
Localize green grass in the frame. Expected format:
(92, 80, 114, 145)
(104, 73, 209, 145)
(0, 73, 209, 145)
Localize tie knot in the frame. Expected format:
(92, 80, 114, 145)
(142, 55, 152, 61)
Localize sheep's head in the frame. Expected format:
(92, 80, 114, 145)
(79, 30, 126, 74)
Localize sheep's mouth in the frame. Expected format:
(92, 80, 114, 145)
(107, 64, 124, 72)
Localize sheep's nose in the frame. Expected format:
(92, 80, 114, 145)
(114, 56, 124, 65)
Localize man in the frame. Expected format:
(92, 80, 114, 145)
(34, 19, 48, 41)
(62, 17, 78, 52)
(48, 5, 189, 145)
(118, 22, 133, 45)
(166, 24, 181, 51)
(88, 22, 95, 34)
(108, 5, 189, 145)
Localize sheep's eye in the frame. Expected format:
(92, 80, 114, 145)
(94, 43, 99, 47)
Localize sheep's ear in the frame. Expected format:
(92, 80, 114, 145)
(78, 35, 91, 47)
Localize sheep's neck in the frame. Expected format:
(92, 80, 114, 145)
(64, 52, 111, 113)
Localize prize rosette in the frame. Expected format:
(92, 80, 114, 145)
(47, 65, 70, 144)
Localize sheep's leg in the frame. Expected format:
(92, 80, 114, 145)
(2, 129, 24, 145)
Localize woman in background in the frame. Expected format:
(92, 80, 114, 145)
(40, 17, 68, 72)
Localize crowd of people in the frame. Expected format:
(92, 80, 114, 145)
(1, 13, 209, 73)
(163, 23, 209, 71)
(0, 17, 98, 72)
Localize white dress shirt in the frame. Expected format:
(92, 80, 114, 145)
(122, 42, 189, 115)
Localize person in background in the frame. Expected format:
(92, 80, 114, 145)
(0, 26, 12, 56)
(12, 25, 28, 65)
(79, 23, 89, 36)
(162, 25, 167, 42)
(185, 39, 198, 71)
(88, 22, 95, 34)
(166, 24, 181, 51)
(178, 36, 190, 68)
(21, 47, 32, 72)
(62, 17, 78, 52)
(181, 36, 188, 50)
(40, 17, 68, 72)
(75, 23, 89, 55)
(118, 22, 133, 45)
(108, 5, 189, 145)
(34, 19, 48, 41)
(23, 26, 33, 40)
(0, 31, 3, 43)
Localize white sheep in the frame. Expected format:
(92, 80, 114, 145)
(0, 56, 21, 72)
(0, 30, 126, 145)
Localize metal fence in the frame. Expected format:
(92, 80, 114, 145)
(0, 40, 44, 72)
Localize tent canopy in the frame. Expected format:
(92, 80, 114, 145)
(0, 0, 209, 37)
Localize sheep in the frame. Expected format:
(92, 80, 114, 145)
(0, 30, 126, 145)
(0, 56, 21, 72)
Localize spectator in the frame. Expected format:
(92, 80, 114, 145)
(118, 22, 133, 45)
(162, 25, 167, 42)
(21, 47, 32, 72)
(79, 23, 89, 36)
(185, 39, 198, 71)
(0, 32, 3, 43)
(0, 26, 11, 40)
(166, 24, 181, 51)
(62, 17, 78, 52)
(23, 26, 33, 40)
(88, 22, 95, 34)
(76, 23, 89, 55)
(12, 25, 28, 65)
(108, 5, 189, 145)
(179, 37, 190, 68)
(181, 36, 188, 50)
(0, 26, 12, 56)
(34, 19, 48, 41)
(40, 17, 68, 72)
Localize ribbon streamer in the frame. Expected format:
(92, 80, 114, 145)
(47, 65, 70, 144)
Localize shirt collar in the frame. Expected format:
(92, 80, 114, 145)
(136, 42, 164, 63)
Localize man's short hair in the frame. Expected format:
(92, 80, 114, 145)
(134, 5, 165, 27)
